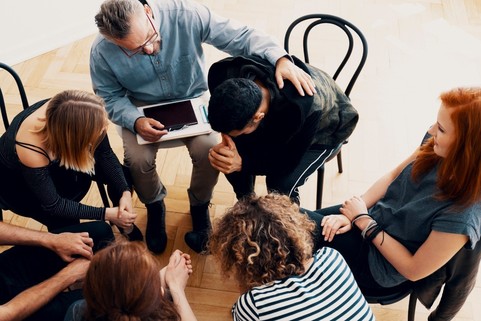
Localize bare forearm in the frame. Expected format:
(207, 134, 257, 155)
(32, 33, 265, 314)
(169, 288, 197, 321)
(355, 220, 467, 281)
(361, 174, 394, 208)
(0, 222, 52, 248)
(368, 230, 421, 280)
(0, 269, 75, 321)
(362, 150, 419, 208)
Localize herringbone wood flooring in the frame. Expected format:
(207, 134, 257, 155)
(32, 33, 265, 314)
(1, 0, 481, 320)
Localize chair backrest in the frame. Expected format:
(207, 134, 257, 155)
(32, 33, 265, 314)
(0, 62, 30, 216)
(0, 62, 29, 131)
(283, 14, 368, 98)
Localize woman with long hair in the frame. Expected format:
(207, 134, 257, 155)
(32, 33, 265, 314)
(64, 240, 196, 321)
(209, 193, 374, 320)
(0, 90, 140, 238)
(311, 87, 481, 294)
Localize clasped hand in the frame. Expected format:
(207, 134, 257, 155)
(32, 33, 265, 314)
(160, 250, 193, 294)
(208, 134, 242, 174)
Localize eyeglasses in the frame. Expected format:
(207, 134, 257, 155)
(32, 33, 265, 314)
(119, 14, 159, 58)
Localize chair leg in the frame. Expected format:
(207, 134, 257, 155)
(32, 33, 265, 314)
(336, 149, 343, 173)
(96, 181, 111, 208)
(407, 292, 417, 321)
(316, 166, 325, 209)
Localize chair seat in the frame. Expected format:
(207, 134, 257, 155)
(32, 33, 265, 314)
(363, 281, 413, 305)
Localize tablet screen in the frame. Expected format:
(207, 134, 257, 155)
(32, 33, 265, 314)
(143, 100, 198, 131)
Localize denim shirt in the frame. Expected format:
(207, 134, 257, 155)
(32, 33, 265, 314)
(90, 0, 287, 133)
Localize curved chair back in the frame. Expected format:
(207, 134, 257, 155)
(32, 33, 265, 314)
(0, 62, 30, 131)
(283, 14, 368, 207)
(0, 62, 30, 221)
(284, 14, 368, 97)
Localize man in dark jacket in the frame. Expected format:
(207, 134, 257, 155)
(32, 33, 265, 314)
(207, 55, 358, 203)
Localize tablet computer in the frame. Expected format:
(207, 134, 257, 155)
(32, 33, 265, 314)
(136, 97, 213, 144)
(142, 99, 198, 131)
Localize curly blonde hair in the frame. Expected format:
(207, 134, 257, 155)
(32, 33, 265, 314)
(208, 193, 316, 291)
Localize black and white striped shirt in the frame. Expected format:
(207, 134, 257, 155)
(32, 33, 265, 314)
(233, 247, 375, 321)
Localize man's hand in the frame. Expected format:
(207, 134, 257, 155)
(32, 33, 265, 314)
(275, 57, 316, 96)
(134, 117, 168, 142)
(208, 134, 242, 174)
(48, 232, 94, 262)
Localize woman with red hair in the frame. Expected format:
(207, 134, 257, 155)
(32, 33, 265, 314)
(64, 241, 196, 321)
(308, 87, 481, 295)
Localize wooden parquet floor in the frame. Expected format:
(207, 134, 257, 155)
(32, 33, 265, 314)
(2, 0, 481, 320)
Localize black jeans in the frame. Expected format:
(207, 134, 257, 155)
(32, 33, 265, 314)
(0, 221, 114, 321)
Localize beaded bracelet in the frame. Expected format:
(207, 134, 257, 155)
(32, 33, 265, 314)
(351, 213, 371, 228)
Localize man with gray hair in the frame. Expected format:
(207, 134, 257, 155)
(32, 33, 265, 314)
(91, 0, 315, 254)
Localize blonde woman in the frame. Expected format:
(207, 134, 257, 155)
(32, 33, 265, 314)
(0, 90, 139, 239)
(209, 194, 374, 321)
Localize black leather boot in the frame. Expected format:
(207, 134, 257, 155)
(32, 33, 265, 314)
(145, 200, 167, 254)
(184, 202, 211, 254)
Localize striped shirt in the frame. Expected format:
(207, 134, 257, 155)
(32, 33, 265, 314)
(233, 247, 375, 321)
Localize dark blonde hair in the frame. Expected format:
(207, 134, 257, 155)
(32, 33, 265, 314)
(36, 90, 108, 174)
(412, 87, 481, 207)
(208, 193, 316, 291)
(83, 240, 180, 321)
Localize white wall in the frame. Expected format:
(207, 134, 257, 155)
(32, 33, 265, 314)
(0, 0, 103, 66)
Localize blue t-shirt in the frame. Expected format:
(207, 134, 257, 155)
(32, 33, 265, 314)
(368, 163, 481, 287)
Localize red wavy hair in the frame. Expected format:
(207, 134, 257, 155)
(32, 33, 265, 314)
(412, 87, 481, 207)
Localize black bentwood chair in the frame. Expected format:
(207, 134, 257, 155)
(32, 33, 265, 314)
(284, 14, 368, 208)
(0, 62, 111, 223)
